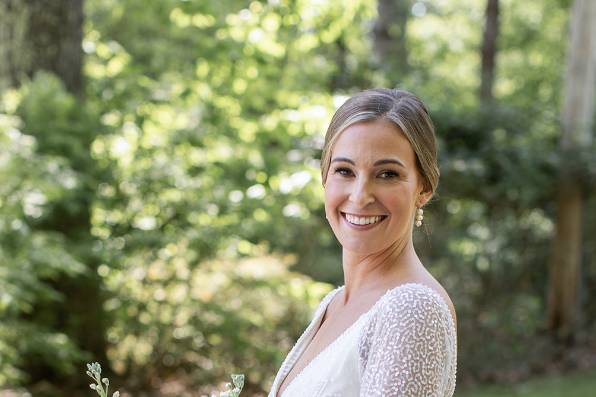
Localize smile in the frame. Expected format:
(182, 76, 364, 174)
(341, 212, 388, 227)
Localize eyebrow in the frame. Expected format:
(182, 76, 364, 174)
(330, 157, 406, 168)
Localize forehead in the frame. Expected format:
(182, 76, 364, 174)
(332, 119, 416, 167)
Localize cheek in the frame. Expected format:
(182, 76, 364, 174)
(382, 187, 414, 212)
(324, 183, 344, 215)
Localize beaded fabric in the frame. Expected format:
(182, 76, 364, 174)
(268, 283, 457, 397)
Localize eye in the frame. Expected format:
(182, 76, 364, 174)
(333, 167, 353, 177)
(378, 170, 399, 179)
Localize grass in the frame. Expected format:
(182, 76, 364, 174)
(455, 368, 596, 397)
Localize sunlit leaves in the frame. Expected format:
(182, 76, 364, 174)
(0, 87, 92, 385)
(102, 248, 329, 385)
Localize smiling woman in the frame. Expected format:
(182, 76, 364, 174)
(324, 118, 429, 254)
(269, 88, 457, 397)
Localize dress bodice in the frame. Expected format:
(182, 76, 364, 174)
(268, 283, 457, 397)
(272, 286, 366, 397)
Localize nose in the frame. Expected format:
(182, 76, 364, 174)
(349, 177, 375, 208)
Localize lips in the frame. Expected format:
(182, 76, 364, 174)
(340, 212, 388, 228)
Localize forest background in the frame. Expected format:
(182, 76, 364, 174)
(1, 0, 595, 396)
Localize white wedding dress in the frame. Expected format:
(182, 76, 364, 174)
(268, 283, 457, 397)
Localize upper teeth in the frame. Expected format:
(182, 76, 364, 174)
(345, 214, 384, 225)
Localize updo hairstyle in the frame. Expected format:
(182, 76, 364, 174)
(320, 88, 440, 202)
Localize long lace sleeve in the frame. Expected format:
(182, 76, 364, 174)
(358, 284, 457, 397)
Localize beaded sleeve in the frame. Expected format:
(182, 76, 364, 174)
(358, 284, 457, 397)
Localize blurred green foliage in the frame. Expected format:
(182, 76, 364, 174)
(456, 367, 596, 397)
(0, 76, 92, 385)
(1, 0, 595, 394)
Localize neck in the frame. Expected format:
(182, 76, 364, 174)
(340, 235, 420, 305)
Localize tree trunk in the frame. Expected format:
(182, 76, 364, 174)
(1, 0, 108, 387)
(373, 0, 411, 82)
(479, 0, 500, 104)
(547, 0, 596, 343)
(0, 1, 27, 90)
(0, 0, 84, 95)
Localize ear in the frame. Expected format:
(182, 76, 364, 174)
(417, 183, 433, 208)
(418, 191, 432, 208)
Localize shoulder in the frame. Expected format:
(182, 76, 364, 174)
(383, 279, 457, 328)
(361, 282, 457, 346)
(386, 283, 454, 317)
(358, 284, 458, 395)
(358, 283, 458, 372)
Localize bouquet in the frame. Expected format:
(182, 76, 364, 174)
(86, 362, 244, 397)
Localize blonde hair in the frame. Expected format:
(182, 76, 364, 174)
(320, 88, 440, 199)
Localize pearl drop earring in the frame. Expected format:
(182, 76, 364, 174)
(415, 207, 424, 227)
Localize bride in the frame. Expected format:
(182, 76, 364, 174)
(268, 88, 457, 397)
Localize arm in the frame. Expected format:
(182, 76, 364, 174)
(358, 284, 457, 397)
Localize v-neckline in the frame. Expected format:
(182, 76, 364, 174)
(279, 293, 370, 396)
(275, 284, 388, 397)
(275, 286, 352, 397)
(273, 282, 442, 397)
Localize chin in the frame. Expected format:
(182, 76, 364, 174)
(339, 239, 387, 256)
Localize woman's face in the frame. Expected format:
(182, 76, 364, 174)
(324, 119, 428, 254)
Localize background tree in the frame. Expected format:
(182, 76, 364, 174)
(479, 0, 499, 104)
(373, 0, 411, 82)
(547, 0, 596, 343)
(0, 0, 109, 388)
(0, 0, 84, 95)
